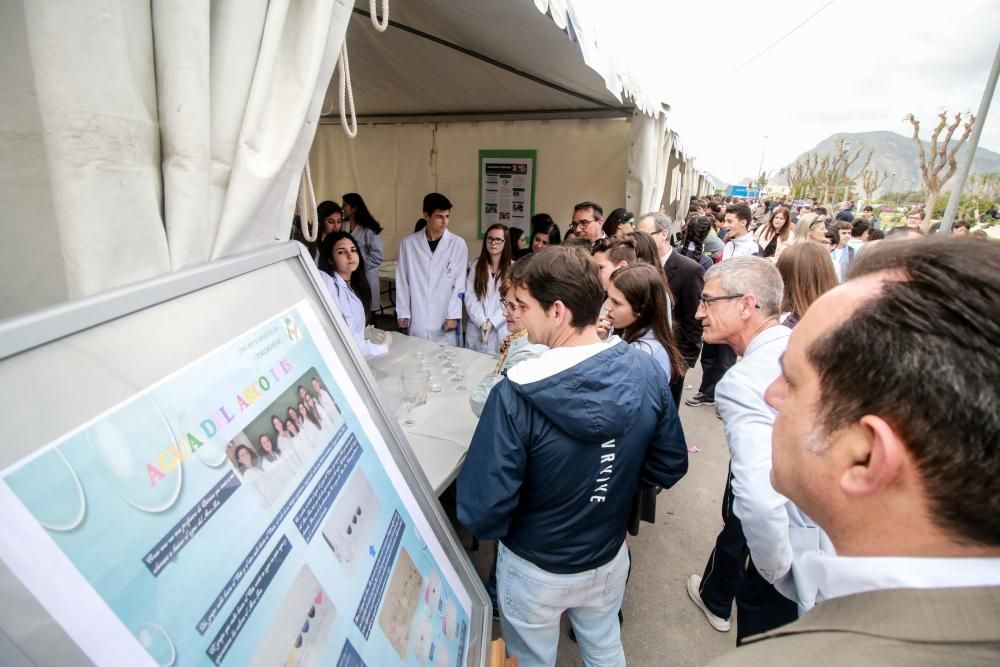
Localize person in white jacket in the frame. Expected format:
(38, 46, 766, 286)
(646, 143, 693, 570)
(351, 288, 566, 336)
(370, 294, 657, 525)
(464, 223, 512, 354)
(319, 231, 389, 358)
(342, 193, 385, 311)
(396, 193, 469, 344)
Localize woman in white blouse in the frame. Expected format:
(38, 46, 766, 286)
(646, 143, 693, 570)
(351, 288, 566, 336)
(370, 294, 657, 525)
(341, 193, 385, 311)
(319, 231, 389, 358)
(464, 224, 511, 354)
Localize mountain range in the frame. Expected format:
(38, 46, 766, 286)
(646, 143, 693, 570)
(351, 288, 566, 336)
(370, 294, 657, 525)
(768, 130, 1000, 197)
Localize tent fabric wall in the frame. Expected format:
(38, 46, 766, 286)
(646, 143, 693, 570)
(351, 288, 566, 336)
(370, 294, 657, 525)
(0, 0, 351, 319)
(310, 118, 629, 259)
(625, 111, 673, 216)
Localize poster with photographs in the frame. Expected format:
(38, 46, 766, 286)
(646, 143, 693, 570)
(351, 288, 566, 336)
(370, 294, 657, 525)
(478, 149, 536, 239)
(0, 301, 471, 666)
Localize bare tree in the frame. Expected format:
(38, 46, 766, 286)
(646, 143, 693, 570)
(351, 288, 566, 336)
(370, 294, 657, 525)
(905, 110, 976, 232)
(861, 168, 891, 202)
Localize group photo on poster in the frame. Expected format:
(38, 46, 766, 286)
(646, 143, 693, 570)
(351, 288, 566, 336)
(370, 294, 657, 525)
(0, 302, 471, 667)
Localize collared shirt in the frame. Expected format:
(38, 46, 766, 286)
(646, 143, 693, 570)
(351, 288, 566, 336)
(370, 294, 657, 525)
(789, 551, 1000, 614)
(717, 325, 833, 594)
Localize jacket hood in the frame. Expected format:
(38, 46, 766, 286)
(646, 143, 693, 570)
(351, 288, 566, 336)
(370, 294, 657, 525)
(506, 340, 645, 441)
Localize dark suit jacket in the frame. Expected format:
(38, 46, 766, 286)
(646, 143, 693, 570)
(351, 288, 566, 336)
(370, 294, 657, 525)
(663, 250, 705, 367)
(708, 586, 1000, 666)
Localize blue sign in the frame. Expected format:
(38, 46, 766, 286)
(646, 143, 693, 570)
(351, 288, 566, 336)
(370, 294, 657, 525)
(726, 185, 761, 198)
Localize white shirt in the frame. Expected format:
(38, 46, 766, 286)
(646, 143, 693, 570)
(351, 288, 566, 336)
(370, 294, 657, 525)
(789, 552, 1000, 614)
(463, 257, 509, 354)
(721, 232, 760, 260)
(319, 271, 388, 358)
(716, 325, 834, 596)
(396, 229, 469, 344)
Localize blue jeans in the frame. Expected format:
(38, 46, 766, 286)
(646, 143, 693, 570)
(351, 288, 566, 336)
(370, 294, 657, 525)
(497, 541, 629, 667)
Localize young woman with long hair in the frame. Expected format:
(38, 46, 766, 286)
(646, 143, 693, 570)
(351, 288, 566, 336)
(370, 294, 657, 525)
(754, 206, 793, 259)
(341, 193, 384, 310)
(775, 241, 838, 329)
(604, 264, 686, 383)
(319, 231, 389, 358)
(464, 224, 512, 353)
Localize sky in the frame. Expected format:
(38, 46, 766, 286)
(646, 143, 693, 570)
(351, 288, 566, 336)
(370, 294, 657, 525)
(583, 0, 1000, 184)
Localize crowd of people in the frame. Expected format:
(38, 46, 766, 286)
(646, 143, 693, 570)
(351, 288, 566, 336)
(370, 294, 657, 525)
(295, 191, 998, 666)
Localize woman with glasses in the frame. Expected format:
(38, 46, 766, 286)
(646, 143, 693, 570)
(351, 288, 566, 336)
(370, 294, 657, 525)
(464, 224, 512, 353)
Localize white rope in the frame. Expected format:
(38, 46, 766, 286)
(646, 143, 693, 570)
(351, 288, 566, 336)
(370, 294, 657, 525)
(338, 43, 357, 138)
(369, 0, 389, 31)
(297, 160, 319, 242)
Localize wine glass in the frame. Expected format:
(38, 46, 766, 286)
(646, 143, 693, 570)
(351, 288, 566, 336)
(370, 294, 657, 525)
(401, 373, 428, 426)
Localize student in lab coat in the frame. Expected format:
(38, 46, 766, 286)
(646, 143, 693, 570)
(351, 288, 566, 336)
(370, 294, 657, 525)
(395, 193, 469, 344)
(464, 224, 512, 354)
(342, 193, 385, 311)
(319, 232, 389, 358)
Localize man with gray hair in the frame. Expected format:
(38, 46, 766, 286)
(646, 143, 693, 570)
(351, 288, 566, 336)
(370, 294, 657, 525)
(685, 257, 831, 643)
(636, 211, 705, 404)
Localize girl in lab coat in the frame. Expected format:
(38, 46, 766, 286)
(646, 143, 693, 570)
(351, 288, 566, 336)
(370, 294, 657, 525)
(341, 193, 384, 311)
(464, 224, 511, 354)
(319, 232, 389, 358)
(395, 193, 470, 344)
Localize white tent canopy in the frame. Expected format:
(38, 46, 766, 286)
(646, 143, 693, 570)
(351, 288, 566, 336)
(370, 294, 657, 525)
(0, 0, 709, 321)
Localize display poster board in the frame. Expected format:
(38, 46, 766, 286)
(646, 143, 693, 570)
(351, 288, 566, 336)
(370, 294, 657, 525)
(477, 150, 536, 239)
(0, 244, 488, 667)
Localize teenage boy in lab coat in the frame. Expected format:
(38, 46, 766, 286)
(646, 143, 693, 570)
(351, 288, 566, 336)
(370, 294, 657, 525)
(396, 193, 470, 344)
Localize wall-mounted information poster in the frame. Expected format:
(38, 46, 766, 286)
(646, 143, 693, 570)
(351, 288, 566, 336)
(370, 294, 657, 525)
(478, 149, 536, 239)
(0, 294, 475, 666)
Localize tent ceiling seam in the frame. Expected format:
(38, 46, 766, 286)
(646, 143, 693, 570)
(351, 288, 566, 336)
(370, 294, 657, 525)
(351, 7, 621, 111)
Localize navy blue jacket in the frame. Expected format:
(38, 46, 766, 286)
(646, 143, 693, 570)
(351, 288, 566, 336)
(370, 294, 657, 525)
(457, 340, 688, 574)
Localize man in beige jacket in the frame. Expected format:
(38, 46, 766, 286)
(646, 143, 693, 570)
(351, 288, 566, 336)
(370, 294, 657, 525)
(709, 235, 1000, 665)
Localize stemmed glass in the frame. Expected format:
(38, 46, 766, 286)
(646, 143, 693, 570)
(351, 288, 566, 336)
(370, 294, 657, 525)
(400, 372, 428, 427)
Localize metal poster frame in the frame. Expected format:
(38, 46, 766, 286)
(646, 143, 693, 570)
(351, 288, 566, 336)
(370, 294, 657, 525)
(0, 242, 490, 667)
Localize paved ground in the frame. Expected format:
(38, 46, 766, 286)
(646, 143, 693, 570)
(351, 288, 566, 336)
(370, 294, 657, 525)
(461, 364, 738, 666)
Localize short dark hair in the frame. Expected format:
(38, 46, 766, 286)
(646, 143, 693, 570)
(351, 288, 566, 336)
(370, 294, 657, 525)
(862, 205, 874, 213)
(835, 220, 853, 231)
(423, 192, 452, 216)
(510, 246, 603, 328)
(851, 219, 869, 238)
(812, 237, 1000, 546)
(725, 203, 752, 224)
(953, 220, 972, 231)
(814, 206, 829, 216)
(574, 201, 604, 220)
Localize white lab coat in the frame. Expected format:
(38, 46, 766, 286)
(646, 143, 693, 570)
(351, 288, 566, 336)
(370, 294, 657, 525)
(319, 271, 388, 358)
(396, 229, 469, 344)
(351, 224, 384, 310)
(463, 258, 509, 354)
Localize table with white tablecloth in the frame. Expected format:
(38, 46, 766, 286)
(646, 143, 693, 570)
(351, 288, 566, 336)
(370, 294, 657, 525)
(367, 333, 496, 494)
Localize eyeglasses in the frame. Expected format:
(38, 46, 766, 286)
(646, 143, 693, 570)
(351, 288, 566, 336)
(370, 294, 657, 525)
(570, 219, 598, 229)
(500, 299, 525, 313)
(699, 293, 760, 309)
(485, 237, 506, 245)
